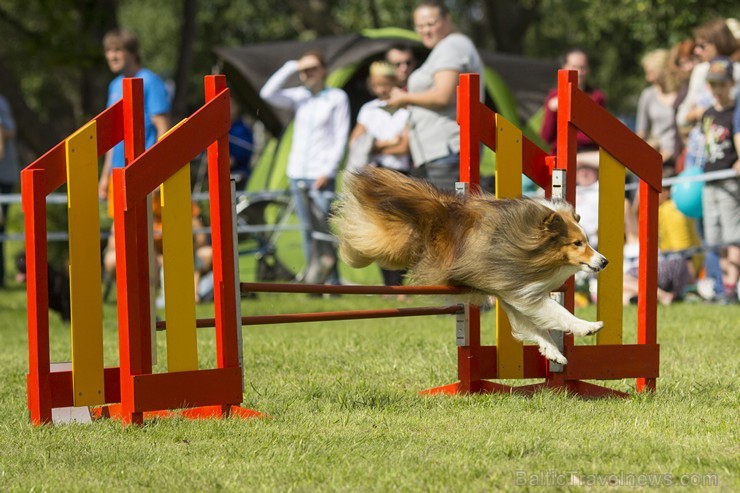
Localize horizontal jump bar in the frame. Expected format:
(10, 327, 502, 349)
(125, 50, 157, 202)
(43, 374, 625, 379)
(240, 282, 473, 295)
(240, 282, 566, 295)
(155, 305, 463, 330)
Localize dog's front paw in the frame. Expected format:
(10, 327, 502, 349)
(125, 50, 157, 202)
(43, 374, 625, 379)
(587, 321, 604, 335)
(538, 345, 568, 365)
(570, 320, 604, 337)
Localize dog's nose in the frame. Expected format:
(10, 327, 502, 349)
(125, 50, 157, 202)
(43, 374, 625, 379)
(600, 257, 608, 268)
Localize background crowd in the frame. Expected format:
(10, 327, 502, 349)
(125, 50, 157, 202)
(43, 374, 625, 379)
(0, 2, 738, 308)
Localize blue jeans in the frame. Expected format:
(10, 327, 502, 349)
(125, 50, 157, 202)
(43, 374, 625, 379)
(697, 218, 724, 297)
(420, 153, 460, 192)
(289, 178, 338, 283)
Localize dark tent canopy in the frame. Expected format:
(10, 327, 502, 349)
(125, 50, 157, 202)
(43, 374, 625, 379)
(214, 29, 559, 139)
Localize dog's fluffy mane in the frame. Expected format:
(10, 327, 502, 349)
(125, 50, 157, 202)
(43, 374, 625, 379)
(332, 167, 579, 301)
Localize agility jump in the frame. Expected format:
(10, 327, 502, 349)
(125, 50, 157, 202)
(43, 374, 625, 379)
(238, 70, 661, 398)
(23, 69, 660, 426)
(417, 71, 661, 397)
(23, 75, 260, 425)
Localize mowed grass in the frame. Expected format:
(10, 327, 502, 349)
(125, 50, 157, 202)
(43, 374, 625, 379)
(0, 285, 737, 492)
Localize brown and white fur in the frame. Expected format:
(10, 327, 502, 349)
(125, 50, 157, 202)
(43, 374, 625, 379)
(331, 167, 608, 364)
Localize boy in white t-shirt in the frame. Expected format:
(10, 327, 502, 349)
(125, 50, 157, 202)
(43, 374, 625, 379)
(348, 62, 411, 174)
(347, 62, 411, 292)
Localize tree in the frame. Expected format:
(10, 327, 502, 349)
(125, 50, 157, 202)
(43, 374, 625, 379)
(0, 0, 118, 157)
(1, 0, 738, 160)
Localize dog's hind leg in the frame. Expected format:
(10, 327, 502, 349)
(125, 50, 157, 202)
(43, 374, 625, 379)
(520, 297, 604, 337)
(502, 304, 568, 365)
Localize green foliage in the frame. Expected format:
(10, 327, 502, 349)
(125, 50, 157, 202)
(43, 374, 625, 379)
(118, 0, 180, 79)
(1, 1, 738, 158)
(524, 0, 738, 114)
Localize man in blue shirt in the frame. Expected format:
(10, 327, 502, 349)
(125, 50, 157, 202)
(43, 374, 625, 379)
(97, 29, 170, 280)
(98, 28, 171, 204)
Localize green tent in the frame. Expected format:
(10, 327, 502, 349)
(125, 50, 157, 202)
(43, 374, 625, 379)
(214, 28, 558, 192)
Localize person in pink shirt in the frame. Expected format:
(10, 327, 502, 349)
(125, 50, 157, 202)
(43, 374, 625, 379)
(540, 48, 606, 155)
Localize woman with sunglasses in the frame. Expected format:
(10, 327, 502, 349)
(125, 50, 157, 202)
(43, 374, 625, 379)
(386, 0, 483, 191)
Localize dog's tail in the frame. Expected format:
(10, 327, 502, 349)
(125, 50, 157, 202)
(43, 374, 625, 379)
(331, 167, 454, 270)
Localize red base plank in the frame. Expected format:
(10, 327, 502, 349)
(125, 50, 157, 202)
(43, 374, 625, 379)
(420, 380, 537, 396)
(46, 367, 121, 408)
(564, 344, 659, 380)
(421, 378, 629, 399)
(91, 404, 264, 422)
(131, 367, 244, 413)
(477, 345, 548, 380)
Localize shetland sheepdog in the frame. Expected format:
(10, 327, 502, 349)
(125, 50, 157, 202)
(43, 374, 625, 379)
(331, 167, 608, 364)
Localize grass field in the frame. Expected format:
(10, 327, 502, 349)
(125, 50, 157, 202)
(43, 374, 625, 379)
(0, 282, 737, 492)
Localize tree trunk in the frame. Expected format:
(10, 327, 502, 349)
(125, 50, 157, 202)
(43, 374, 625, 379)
(79, 0, 120, 119)
(0, 58, 64, 157)
(483, 0, 540, 54)
(172, 0, 198, 121)
(284, 0, 343, 36)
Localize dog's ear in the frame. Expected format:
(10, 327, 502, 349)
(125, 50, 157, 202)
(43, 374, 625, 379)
(542, 211, 567, 236)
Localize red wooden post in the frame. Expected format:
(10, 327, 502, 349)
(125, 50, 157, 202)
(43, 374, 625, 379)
(114, 78, 148, 425)
(554, 69, 578, 374)
(637, 181, 659, 392)
(205, 75, 240, 415)
(458, 74, 480, 188)
(456, 74, 482, 392)
(205, 76, 238, 368)
(555, 69, 578, 202)
(23, 170, 52, 425)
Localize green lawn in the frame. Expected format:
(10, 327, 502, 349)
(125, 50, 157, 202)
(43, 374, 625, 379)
(0, 284, 737, 491)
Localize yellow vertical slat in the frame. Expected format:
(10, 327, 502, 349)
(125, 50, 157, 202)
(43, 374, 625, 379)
(494, 115, 524, 379)
(596, 148, 625, 345)
(161, 163, 199, 372)
(66, 122, 105, 406)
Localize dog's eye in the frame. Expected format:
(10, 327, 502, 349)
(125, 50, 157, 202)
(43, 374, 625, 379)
(573, 240, 583, 247)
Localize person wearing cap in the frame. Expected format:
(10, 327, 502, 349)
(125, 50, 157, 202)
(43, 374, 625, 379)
(700, 56, 740, 304)
(676, 18, 739, 170)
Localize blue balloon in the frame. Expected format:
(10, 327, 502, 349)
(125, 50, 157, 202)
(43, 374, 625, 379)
(672, 167, 703, 219)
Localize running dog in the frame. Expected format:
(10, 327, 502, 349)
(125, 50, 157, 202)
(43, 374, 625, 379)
(331, 167, 608, 364)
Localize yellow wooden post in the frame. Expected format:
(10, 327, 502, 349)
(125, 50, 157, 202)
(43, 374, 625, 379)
(160, 163, 199, 372)
(494, 115, 524, 379)
(65, 122, 105, 406)
(596, 148, 625, 345)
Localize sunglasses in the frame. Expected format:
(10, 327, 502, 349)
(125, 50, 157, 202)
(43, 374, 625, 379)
(298, 65, 321, 75)
(414, 18, 440, 31)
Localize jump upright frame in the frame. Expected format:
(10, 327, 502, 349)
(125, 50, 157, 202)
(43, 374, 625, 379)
(23, 70, 661, 429)
(419, 71, 661, 397)
(23, 75, 260, 425)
